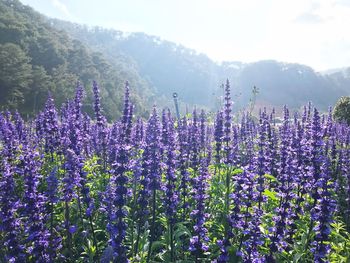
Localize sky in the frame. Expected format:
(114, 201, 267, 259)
(20, 0, 350, 71)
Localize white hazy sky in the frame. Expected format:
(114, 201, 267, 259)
(20, 0, 350, 71)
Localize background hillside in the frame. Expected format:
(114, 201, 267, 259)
(51, 20, 350, 113)
(0, 0, 156, 120)
(1, 0, 349, 119)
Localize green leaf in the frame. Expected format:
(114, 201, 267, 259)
(264, 173, 278, 182)
(293, 253, 303, 263)
(263, 189, 278, 201)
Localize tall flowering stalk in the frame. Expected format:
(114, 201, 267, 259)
(189, 111, 211, 262)
(235, 166, 265, 262)
(0, 112, 21, 160)
(134, 121, 153, 255)
(217, 80, 234, 262)
(144, 107, 162, 263)
(92, 80, 108, 169)
(46, 167, 62, 261)
(342, 133, 350, 229)
(218, 168, 244, 262)
(0, 158, 25, 262)
(301, 108, 327, 256)
(92, 80, 106, 127)
(178, 116, 190, 220)
(162, 110, 179, 261)
(286, 119, 305, 247)
(311, 155, 336, 262)
(106, 81, 133, 262)
(223, 79, 232, 165)
(189, 156, 210, 262)
(223, 81, 233, 229)
(214, 110, 224, 165)
(189, 109, 200, 172)
(21, 144, 50, 261)
(60, 84, 86, 258)
(131, 106, 160, 259)
(267, 107, 297, 260)
(37, 94, 60, 157)
(129, 118, 144, 257)
(62, 148, 80, 257)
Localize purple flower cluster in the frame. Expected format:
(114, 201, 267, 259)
(0, 79, 348, 263)
(189, 112, 211, 261)
(189, 157, 210, 258)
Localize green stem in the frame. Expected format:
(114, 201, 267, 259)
(65, 201, 72, 258)
(224, 167, 231, 234)
(169, 221, 175, 262)
(147, 189, 157, 263)
(135, 223, 141, 255)
(131, 175, 138, 257)
(89, 216, 99, 257)
(49, 201, 54, 261)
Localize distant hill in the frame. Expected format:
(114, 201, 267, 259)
(320, 67, 350, 76)
(50, 20, 350, 112)
(233, 60, 347, 111)
(49, 22, 223, 110)
(0, 0, 155, 120)
(1, 0, 349, 119)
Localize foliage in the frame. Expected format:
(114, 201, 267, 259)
(333, 96, 350, 125)
(1, 0, 349, 119)
(51, 21, 349, 112)
(0, 0, 154, 120)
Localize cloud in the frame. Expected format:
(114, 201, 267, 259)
(335, 0, 350, 8)
(293, 1, 325, 24)
(51, 0, 74, 20)
(294, 12, 325, 24)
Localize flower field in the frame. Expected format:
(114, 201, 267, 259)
(0, 80, 349, 263)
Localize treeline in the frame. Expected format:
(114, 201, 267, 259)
(51, 21, 350, 113)
(1, 0, 348, 120)
(0, 0, 155, 120)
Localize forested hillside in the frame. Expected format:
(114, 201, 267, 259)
(50, 21, 222, 107)
(0, 0, 155, 120)
(51, 20, 349, 112)
(1, 0, 349, 119)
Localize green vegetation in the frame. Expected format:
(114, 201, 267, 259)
(333, 96, 350, 124)
(51, 21, 350, 112)
(0, 0, 349, 120)
(0, 0, 154, 120)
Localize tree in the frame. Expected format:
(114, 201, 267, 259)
(333, 96, 350, 124)
(23, 66, 54, 115)
(0, 43, 32, 109)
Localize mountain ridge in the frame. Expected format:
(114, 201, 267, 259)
(2, 0, 350, 118)
(49, 18, 350, 112)
(0, 0, 158, 120)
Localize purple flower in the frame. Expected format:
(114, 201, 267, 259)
(137, 106, 162, 261)
(162, 110, 179, 223)
(20, 143, 50, 261)
(92, 80, 106, 126)
(189, 149, 210, 260)
(162, 110, 179, 261)
(214, 111, 224, 165)
(40, 94, 60, 155)
(223, 79, 232, 165)
(311, 137, 336, 262)
(178, 116, 190, 219)
(105, 82, 134, 262)
(46, 166, 62, 260)
(189, 109, 200, 171)
(69, 225, 77, 234)
(0, 158, 25, 261)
